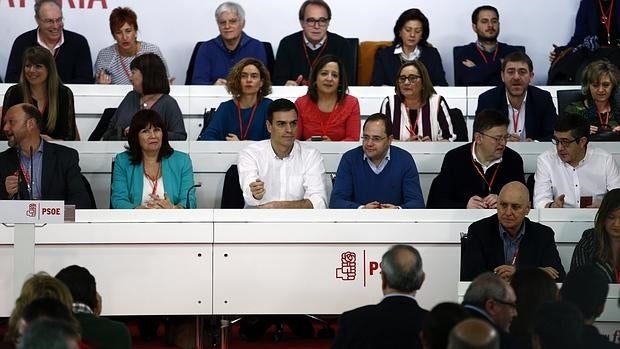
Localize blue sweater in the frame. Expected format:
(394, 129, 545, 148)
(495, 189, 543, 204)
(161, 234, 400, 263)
(199, 98, 271, 141)
(329, 145, 425, 209)
(191, 32, 267, 85)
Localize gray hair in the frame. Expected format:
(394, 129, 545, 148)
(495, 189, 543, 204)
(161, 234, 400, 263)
(34, 0, 62, 18)
(215, 2, 245, 22)
(463, 272, 508, 307)
(381, 244, 424, 292)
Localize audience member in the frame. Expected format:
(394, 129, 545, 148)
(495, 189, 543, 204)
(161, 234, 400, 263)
(102, 53, 186, 141)
(561, 265, 619, 349)
(199, 58, 272, 141)
(372, 8, 447, 86)
(331, 244, 427, 349)
(237, 98, 328, 208)
(19, 298, 80, 335)
(5, 0, 93, 84)
(571, 188, 620, 282)
(294, 54, 360, 141)
(94, 7, 169, 85)
(0, 103, 91, 208)
(509, 268, 559, 349)
(329, 113, 424, 208)
(421, 302, 470, 349)
(462, 272, 516, 349)
(111, 109, 196, 209)
(531, 301, 584, 349)
(2, 46, 78, 141)
(17, 319, 80, 349)
(380, 60, 455, 141)
(447, 318, 499, 349)
(55, 265, 132, 349)
(427, 109, 525, 209)
(475, 51, 556, 142)
(461, 181, 565, 282)
(273, 0, 354, 86)
(564, 59, 620, 137)
(533, 113, 620, 208)
(454, 5, 523, 86)
(191, 2, 267, 85)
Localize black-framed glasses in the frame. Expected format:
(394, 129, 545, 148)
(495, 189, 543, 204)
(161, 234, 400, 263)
(492, 298, 517, 310)
(551, 137, 579, 147)
(304, 17, 329, 27)
(480, 132, 510, 143)
(397, 74, 421, 84)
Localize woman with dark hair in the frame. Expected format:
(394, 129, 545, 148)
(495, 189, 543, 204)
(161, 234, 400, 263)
(571, 188, 620, 282)
(102, 53, 186, 140)
(294, 54, 360, 141)
(110, 109, 196, 209)
(1, 46, 78, 141)
(380, 60, 455, 141)
(94, 7, 168, 85)
(371, 8, 447, 86)
(564, 59, 620, 135)
(199, 58, 272, 140)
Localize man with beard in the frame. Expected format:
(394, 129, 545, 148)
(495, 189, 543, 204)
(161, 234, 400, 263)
(454, 5, 524, 86)
(0, 103, 90, 208)
(475, 52, 557, 142)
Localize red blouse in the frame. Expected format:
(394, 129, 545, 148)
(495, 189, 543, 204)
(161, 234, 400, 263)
(294, 94, 361, 141)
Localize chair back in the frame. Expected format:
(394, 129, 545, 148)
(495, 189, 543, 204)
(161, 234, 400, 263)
(88, 108, 117, 141)
(185, 41, 206, 85)
(357, 41, 391, 86)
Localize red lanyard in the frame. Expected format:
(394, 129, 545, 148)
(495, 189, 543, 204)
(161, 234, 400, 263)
(117, 46, 133, 81)
(236, 100, 259, 140)
(511, 247, 520, 265)
(599, 0, 615, 44)
(302, 37, 329, 81)
(319, 103, 339, 136)
(597, 104, 611, 126)
(144, 165, 161, 196)
(18, 161, 32, 191)
(403, 104, 420, 137)
(471, 143, 501, 193)
(475, 44, 499, 64)
(511, 106, 521, 133)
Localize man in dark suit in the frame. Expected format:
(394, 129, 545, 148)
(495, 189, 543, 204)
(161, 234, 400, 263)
(0, 103, 91, 208)
(461, 181, 565, 282)
(476, 51, 557, 141)
(331, 244, 428, 349)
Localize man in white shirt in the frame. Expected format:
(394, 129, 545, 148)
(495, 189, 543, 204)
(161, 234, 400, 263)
(238, 98, 328, 208)
(534, 113, 620, 208)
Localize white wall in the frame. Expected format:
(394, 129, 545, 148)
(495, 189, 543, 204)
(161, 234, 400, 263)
(0, 0, 577, 85)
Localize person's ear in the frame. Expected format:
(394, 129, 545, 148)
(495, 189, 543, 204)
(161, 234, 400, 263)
(266, 120, 272, 134)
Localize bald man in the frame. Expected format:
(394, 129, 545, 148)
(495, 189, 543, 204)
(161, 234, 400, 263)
(448, 318, 499, 349)
(461, 181, 565, 281)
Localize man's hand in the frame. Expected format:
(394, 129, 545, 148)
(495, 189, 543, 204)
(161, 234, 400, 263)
(547, 194, 565, 208)
(5, 174, 18, 198)
(467, 196, 488, 209)
(494, 265, 516, 281)
(549, 44, 559, 63)
(590, 125, 599, 134)
(380, 203, 399, 209)
(250, 179, 265, 200)
(363, 201, 382, 209)
(225, 133, 240, 141)
(462, 59, 476, 68)
(483, 194, 498, 209)
(538, 266, 560, 280)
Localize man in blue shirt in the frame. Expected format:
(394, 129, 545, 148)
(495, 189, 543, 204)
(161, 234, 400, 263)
(329, 113, 425, 209)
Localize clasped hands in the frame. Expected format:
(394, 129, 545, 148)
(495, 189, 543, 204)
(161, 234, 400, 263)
(467, 194, 498, 209)
(138, 193, 177, 209)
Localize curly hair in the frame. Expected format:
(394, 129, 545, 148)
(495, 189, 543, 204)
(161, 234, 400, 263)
(580, 59, 620, 99)
(225, 58, 272, 99)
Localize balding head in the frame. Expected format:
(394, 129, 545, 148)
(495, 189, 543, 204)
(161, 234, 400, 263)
(380, 244, 424, 295)
(497, 181, 530, 236)
(448, 319, 499, 349)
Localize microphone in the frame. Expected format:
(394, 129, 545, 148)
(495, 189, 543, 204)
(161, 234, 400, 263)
(29, 146, 34, 200)
(185, 182, 202, 209)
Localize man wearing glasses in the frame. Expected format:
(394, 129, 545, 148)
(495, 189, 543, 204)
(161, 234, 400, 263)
(272, 0, 354, 86)
(475, 51, 556, 142)
(329, 113, 424, 209)
(427, 109, 525, 209)
(533, 113, 620, 208)
(5, 0, 93, 84)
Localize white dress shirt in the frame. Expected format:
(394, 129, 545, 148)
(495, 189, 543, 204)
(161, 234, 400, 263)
(237, 140, 328, 208)
(533, 146, 620, 208)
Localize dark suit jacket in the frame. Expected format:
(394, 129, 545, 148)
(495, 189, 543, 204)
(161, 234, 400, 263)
(567, 0, 620, 47)
(465, 305, 513, 349)
(331, 295, 427, 349)
(0, 141, 91, 208)
(475, 85, 557, 141)
(371, 44, 448, 86)
(75, 313, 132, 349)
(461, 214, 566, 281)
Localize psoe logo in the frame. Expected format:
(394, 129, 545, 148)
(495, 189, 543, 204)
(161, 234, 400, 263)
(335, 251, 356, 281)
(25, 203, 37, 218)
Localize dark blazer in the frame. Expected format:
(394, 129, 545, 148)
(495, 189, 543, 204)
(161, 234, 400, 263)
(453, 42, 523, 86)
(371, 44, 448, 86)
(331, 295, 427, 349)
(461, 214, 566, 281)
(75, 313, 132, 349)
(567, 0, 620, 47)
(0, 141, 91, 208)
(475, 85, 557, 141)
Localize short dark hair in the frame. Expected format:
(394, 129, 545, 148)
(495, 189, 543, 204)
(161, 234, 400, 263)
(560, 265, 609, 320)
(554, 113, 589, 142)
(363, 113, 394, 137)
(130, 53, 170, 95)
(381, 244, 424, 292)
(298, 0, 331, 20)
(422, 302, 469, 349)
(20, 103, 44, 131)
(126, 109, 174, 164)
(21, 298, 75, 324)
(393, 9, 429, 46)
(17, 319, 79, 349)
(501, 51, 533, 72)
(306, 54, 348, 103)
(267, 98, 298, 123)
(55, 265, 97, 310)
(533, 301, 584, 349)
(473, 108, 509, 134)
(471, 5, 499, 24)
(109, 7, 138, 35)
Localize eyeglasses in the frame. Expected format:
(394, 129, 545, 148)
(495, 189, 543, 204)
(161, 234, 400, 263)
(480, 132, 510, 143)
(217, 18, 240, 27)
(492, 298, 517, 310)
(551, 137, 579, 147)
(362, 135, 387, 143)
(304, 17, 329, 27)
(397, 74, 421, 84)
(40, 16, 63, 25)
